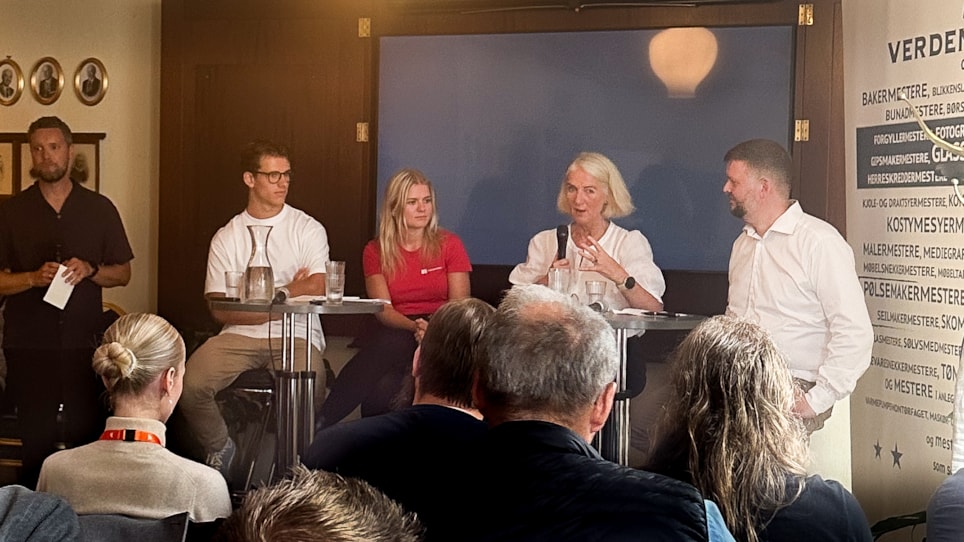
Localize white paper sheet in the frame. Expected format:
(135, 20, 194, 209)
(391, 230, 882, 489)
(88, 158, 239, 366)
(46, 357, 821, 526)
(42, 264, 74, 310)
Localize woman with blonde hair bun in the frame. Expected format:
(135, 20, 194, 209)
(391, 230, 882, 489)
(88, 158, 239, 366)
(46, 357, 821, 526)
(37, 313, 231, 522)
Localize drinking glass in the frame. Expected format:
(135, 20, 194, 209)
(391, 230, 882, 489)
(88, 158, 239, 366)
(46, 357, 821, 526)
(325, 261, 346, 305)
(547, 268, 571, 294)
(224, 271, 243, 301)
(585, 280, 606, 307)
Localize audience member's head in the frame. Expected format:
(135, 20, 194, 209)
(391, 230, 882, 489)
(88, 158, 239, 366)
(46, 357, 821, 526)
(217, 465, 423, 542)
(413, 297, 495, 410)
(91, 313, 186, 422)
(0, 484, 80, 541)
(476, 284, 617, 440)
(647, 315, 809, 542)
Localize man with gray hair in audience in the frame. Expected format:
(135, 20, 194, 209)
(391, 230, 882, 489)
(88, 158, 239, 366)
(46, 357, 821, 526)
(464, 284, 733, 542)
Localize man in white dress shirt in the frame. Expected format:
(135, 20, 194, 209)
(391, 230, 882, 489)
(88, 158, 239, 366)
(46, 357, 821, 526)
(723, 138, 873, 432)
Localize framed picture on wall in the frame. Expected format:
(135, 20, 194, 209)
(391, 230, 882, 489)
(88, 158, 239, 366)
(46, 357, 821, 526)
(0, 58, 24, 106)
(0, 143, 13, 196)
(69, 139, 100, 190)
(30, 57, 64, 105)
(74, 58, 108, 106)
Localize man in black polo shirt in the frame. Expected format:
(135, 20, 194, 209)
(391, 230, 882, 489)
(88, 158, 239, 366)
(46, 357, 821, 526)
(0, 116, 133, 488)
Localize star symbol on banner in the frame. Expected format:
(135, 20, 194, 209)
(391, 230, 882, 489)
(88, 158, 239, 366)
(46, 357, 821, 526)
(874, 440, 882, 459)
(892, 443, 903, 469)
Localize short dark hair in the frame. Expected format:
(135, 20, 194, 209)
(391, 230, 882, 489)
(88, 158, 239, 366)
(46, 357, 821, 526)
(240, 140, 290, 174)
(28, 116, 73, 145)
(416, 297, 495, 408)
(723, 139, 792, 196)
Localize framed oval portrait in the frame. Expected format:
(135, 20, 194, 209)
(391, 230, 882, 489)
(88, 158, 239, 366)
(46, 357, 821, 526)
(74, 58, 108, 106)
(30, 57, 64, 105)
(0, 58, 24, 106)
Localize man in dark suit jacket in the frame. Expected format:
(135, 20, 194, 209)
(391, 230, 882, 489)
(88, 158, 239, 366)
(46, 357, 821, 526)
(305, 297, 494, 541)
(0, 69, 14, 99)
(464, 285, 734, 542)
(38, 66, 57, 100)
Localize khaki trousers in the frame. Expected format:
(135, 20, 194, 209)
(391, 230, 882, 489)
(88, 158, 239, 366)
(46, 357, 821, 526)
(180, 333, 324, 453)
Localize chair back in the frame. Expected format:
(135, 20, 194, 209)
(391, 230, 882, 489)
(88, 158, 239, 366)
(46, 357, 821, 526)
(78, 512, 189, 542)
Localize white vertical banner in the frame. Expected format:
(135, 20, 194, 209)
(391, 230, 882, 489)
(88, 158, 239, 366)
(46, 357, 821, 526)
(844, 0, 964, 524)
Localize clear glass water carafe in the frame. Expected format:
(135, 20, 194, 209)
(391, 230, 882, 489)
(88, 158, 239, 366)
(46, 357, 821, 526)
(243, 225, 274, 303)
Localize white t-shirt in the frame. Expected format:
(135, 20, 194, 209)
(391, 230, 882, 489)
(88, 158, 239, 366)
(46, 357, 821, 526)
(205, 204, 329, 351)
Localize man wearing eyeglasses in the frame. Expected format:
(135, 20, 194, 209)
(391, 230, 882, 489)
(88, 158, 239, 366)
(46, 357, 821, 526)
(179, 140, 330, 479)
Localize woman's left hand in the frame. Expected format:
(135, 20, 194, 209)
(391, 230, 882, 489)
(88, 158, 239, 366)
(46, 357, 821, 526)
(576, 235, 624, 282)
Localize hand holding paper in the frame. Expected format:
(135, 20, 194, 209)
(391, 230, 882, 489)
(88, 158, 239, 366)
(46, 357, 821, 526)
(43, 264, 75, 310)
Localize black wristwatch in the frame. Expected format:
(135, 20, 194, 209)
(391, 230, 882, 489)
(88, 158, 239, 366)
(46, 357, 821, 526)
(618, 276, 636, 290)
(89, 262, 100, 278)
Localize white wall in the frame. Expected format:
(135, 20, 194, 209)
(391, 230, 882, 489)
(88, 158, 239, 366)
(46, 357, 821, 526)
(811, 397, 853, 488)
(0, 0, 161, 313)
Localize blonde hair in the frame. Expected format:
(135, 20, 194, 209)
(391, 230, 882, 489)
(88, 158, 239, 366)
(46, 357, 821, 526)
(218, 465, 423, 541)
(377, 168, 441, 278)
(91, 313, 185, 406)
(646, 316, 810, 542)
(556, 152, 635, 219)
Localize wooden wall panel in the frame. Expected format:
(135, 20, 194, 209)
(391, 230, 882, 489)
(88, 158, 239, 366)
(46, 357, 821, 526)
(160, 0, 374, 334)
(160, 0, 842, 337)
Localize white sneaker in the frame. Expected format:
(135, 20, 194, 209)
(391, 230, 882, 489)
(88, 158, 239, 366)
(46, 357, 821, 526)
(205, 437, 236, 477)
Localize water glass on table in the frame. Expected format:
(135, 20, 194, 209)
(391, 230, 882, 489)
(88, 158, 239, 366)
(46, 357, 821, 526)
(325, 261, 346, 305)
(585, 280, 607, 311)
(547, 267, 571, 294)
(224, 271, 243, 301)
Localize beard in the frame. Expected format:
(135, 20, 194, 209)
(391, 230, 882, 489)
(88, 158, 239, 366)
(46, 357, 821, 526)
(30, 164, 68, 183)
(728, 199, 747, 218)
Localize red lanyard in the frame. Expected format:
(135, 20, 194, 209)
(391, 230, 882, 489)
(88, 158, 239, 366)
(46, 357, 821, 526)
(99, 429, 163, 446)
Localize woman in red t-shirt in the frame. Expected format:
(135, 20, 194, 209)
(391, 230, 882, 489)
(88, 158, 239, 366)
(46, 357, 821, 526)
(318, 169, 472, 428)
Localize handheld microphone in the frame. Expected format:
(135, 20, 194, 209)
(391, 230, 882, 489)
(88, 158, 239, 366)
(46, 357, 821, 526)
(272, 287, 290, 304)
(556, 225, 568, 261)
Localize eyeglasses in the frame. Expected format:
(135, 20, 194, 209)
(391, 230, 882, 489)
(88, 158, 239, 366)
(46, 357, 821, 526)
(255, 170, 293, 184)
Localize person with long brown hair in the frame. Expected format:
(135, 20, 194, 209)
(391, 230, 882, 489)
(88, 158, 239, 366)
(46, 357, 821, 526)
(645, 315, 872, 542)
(317, 168, 471, 428)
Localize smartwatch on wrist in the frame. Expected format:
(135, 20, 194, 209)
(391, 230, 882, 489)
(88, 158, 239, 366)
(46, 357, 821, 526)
(618, 276, 636, 290)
